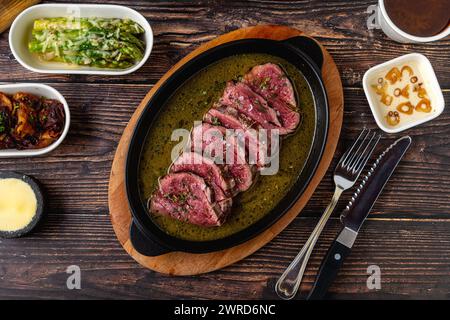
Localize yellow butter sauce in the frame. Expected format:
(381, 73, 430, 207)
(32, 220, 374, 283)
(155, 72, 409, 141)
(0, 178, 37, 232)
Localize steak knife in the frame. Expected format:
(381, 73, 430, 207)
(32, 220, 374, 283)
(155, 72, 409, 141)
(307, 135, 412, 300)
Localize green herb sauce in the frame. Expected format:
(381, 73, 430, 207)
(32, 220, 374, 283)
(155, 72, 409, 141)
(139, 53, 315, 241)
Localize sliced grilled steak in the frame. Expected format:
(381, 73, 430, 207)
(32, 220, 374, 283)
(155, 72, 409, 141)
(190, 123, 254, 193)
(191, 122, 243, 165)
(170, 151, 233, 201)
(204, 105, 269, 167)
(220, 81, 281, 129)
(149, 172, 229, 227)
(148, 63, 302, 227)
(227, 163, 254, 193)
(191, 122, 227, 161)
(266, 99, 300, 134)
(243, 63, 300, 133)
(204, 103, 256, 131)
(244, 63, 296, 106)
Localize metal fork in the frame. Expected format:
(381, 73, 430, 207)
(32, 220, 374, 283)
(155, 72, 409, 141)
(275, 128, 381, 300)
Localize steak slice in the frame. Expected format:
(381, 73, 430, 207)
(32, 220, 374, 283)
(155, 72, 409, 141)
(204, 105, 269, 167)
(190, 122, 246, 165)
(244, 63, 296, 106)
(190, 123, 254, 193)
(204, 104, 256, 131)
(243, 63, 300, 133)
(170, 151, 233, 201)
(149, 172, 229, 227)
(227, 163, 254, 193)
(220, 81, 281, 129)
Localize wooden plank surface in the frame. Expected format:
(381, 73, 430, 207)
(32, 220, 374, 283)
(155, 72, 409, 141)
(0, 0, 41, 33)
(1, 0, 449, 87)
(1, 215, 450, 299)
(0, 0, 449, 299)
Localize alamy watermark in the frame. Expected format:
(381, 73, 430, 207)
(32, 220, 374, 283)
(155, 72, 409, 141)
(366, 5, 381, 30)
(170, 121, 280, 175)
(66, 265, 81, 290)
(367, 265, 381, 290)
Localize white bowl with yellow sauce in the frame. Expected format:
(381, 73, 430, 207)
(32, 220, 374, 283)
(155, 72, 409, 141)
(0, 172, 44, 238)
(363, 53, 445, 133)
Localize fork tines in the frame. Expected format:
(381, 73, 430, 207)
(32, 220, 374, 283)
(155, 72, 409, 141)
(340, 128, 381, 174)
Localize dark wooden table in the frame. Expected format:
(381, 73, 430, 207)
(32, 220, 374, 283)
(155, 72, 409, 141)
(0, 0, 449, 300)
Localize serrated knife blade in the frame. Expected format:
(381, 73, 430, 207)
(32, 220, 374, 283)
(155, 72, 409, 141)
(337, 135, 412, 247)
(308, 135, 412, 300)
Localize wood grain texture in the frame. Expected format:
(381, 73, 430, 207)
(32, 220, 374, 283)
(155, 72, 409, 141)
(108, 25, 344, 275)
(1, 214, 450, 299)
(0, 0, 449, 299)
(0, 0, 449, 87)
(0, 0, 40, 33)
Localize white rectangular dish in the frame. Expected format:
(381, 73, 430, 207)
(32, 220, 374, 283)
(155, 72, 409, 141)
(363, 53, 445, 133)
(9, 4, 153, 75)
(0, 83, 70, 157)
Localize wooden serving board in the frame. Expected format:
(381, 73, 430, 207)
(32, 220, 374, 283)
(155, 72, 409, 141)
(108, 25, 344, 275)
(0, 0, 41, 34)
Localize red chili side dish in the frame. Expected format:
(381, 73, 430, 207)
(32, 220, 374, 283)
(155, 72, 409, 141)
(0, 91, 65, 150)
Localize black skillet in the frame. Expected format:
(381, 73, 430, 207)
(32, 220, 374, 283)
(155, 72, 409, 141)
(126, 36, 329, 256)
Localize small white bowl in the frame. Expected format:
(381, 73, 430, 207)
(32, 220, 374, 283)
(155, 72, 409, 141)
(378, 0, 450, 43)
(9, 4, 153, 75)
(0, 83, 70, 157)
(363, 53, 445, 133)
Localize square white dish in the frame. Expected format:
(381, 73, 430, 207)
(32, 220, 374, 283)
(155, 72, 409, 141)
(0, 83, 70, 157)
(9, 4, 153, 75)
(363, 53, 445, 133)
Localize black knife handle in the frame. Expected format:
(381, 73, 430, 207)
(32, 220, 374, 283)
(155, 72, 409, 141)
(307, 240, 352, 300)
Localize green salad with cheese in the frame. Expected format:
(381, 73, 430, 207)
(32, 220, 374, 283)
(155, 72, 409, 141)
(28, 17, 146, 69)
